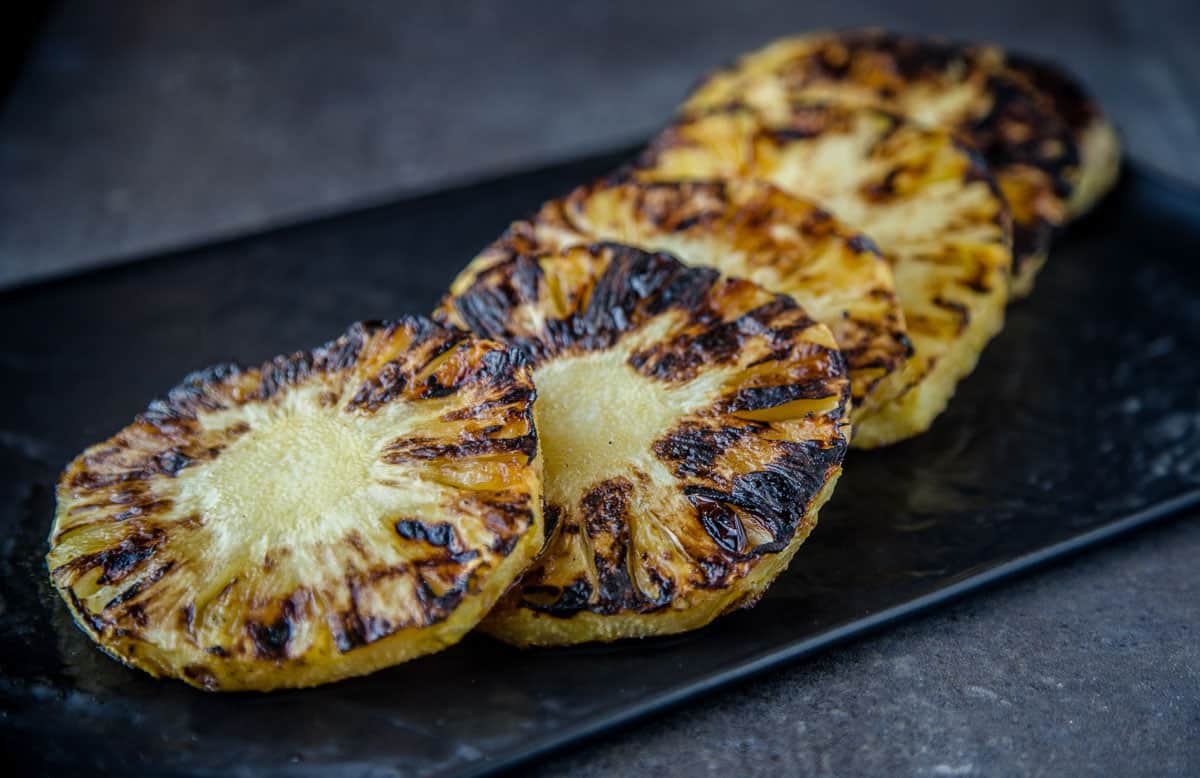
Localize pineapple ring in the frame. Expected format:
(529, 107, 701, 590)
(634, 103, 1012, 448)
(681, 29, 1116, 296)
(438, 243, 850, 646)
(445, 176, 911, 422)
(47, 318, 543, 691)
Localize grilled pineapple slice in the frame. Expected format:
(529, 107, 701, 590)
(635, 103, 1012, 448)
(439, 243, 850, 646)
(682, 29, 1115, 296)
(46, 318, 543, 691)
(445, 177, 909, 421)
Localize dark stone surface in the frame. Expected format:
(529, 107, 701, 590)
(0, 3, 1198, 776)
(2, 0, 1200, 285)
(530, 515, 1200, 778)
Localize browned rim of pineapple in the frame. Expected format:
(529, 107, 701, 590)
(439, 242, 850, 646)
(46, 317, 543, 690)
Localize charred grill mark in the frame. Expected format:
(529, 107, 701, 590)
(55, 527, 166, 586)
(473, 347, 532, 390)
(246, 590, 309, 660)
(466, 490, 534, 535)
(970, 72, 1079, 200)
(332, 573, 393, 652)
(413, 566, 473, 620)
(452, 245, 733, 370)
(395, 519, 458, 548)
(312, 323, 369, 372)
(932, 296, 972, 333)
(439, 386, 533, 422)
(683, 440, 844, 555)
(519, 579, 594, 617)
(653, 424, 756, 477)
(490, 533, 521, 556)
(141, 363, 241, 425)
(68, 589, 105, 633)
(257, 351, 313, 400)
(689, 493, 748, 554)
(111, 498, 174, 521)
(346, 360, 409, 412)
(246, 616, 291, 660)
(543, 504, 563, 540)
(383, 430, 537, 464)
(69, 442, 220, 490)
(103, 561, 175, 611)
(957, 262, 998, 294)
(631, 297, 809, 384)
(580, 478, 637, 615)
(720, 376, 844, 413)
(451, 256, 545, 356)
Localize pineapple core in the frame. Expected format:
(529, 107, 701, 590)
(533, 349, 711, 508)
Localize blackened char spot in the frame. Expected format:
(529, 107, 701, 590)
(653, 424, 755, 477)
(395, 519, 457, 548)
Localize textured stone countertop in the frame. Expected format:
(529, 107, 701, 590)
(1, 2, 1197, 776)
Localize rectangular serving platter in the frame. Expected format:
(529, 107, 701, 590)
(1, 148, 1198, 777)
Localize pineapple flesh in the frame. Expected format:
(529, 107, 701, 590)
(46, 318, 544, 691)
(438, 243, 850, 646)
(445, 176, 911, 422)
(681, 29, 1118, 296)
(635, 103, 1012, 448)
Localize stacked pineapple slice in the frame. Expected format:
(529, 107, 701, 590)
(47, 30, 1118, 689)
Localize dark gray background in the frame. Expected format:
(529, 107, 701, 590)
(3, 0, 1200, 286)
(1, 2, 1197, 776)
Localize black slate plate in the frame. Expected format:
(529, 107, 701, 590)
(1, 150, 1198, 777)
